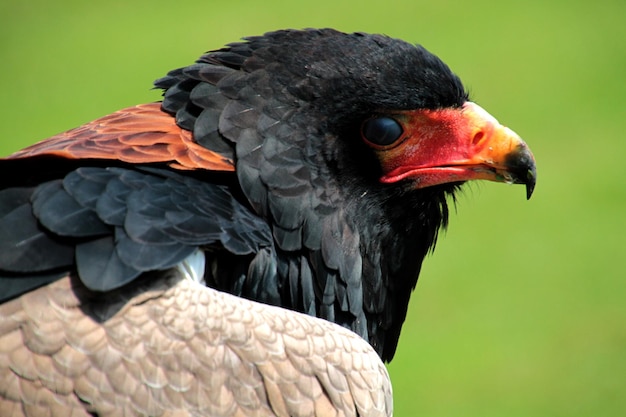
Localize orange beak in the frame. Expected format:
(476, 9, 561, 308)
(378, 102, 537, 199)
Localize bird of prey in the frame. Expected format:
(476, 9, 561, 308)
(0, 29, 536, 417)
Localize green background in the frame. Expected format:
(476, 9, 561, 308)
(1, 1, 624, 415)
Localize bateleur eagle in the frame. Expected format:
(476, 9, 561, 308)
(0, 29, 536, 417)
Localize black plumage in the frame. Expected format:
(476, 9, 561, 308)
(0, 28, 535, 365)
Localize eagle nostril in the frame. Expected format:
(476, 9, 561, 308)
(472, 130, 484, 146)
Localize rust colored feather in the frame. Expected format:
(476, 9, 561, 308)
(5, 103, 235, 172)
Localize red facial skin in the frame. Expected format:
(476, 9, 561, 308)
(372, 102, 535, 192)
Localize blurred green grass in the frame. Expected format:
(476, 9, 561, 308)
(1, 1, 624, 415)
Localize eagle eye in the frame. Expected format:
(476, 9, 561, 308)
(361, 116, 403, 147)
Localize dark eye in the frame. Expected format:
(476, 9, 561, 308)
(361, 116, 403, 146)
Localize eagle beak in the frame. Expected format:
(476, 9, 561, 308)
(503, 140, 536, 199)
(378, 101, 537, 199)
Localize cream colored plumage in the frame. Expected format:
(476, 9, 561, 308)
(0, 254, 392, 416)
